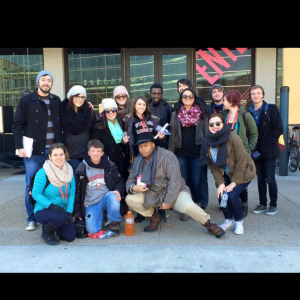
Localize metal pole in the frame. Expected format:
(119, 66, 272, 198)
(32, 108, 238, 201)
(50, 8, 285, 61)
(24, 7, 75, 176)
(279, 86, 289, 176)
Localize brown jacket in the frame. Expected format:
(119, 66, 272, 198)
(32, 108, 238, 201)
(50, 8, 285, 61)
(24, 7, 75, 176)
(126, 147, 190, 208)
(208, 131, 256, 186)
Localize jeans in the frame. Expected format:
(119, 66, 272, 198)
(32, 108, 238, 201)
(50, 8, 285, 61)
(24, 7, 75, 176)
(219, 174, 251, 222)
(255, 158, 278, 208)
(24, 150, 49, 222)
(85, 192, 122, 235)
(176, 155, 209, 207)
(35, 209, 76, 242)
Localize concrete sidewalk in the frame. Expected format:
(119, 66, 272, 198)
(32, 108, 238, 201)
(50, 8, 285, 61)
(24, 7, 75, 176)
(0, 167, 300, 273)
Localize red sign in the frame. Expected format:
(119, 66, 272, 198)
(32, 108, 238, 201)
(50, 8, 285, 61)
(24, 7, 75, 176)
(196, 48, 248, 85)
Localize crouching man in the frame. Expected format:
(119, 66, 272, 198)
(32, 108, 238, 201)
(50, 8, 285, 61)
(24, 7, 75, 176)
(73, 140, 125, 237)
(125, 132, 225, 238)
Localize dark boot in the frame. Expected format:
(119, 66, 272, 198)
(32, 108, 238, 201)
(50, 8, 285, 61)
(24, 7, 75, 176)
(159, 209, 167, 222)
(42, 221, 60, 245)
(109, 222, 121, 237)
(242, 202, 248, 218)
(134, 213, 145, 223)
(144, 209, 162, 233)
(204, 220, 225, 238)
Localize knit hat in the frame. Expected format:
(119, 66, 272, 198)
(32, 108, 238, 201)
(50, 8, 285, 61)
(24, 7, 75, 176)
(113, 86, 129, 99)
(101, 98, 118, 112)
(67, 85, 87, 100)
(209, 84, 225, 96)
(36, 70, 54, 85)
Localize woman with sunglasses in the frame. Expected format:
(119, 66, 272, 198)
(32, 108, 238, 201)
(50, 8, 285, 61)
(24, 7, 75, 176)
(113, 86, 132, 121)
(168, 88, 209, 221)
(32, 143, 76, 245)
(199, 113, 256, 235)
(60, 85, 94, 174)
(221, 90, 258, 217)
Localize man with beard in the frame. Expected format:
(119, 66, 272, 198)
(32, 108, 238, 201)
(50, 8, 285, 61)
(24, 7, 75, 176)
(208, 84, 225, 116)
(13, 70, 63, 231)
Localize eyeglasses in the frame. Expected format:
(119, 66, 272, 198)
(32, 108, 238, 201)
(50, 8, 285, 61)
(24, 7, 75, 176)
(74, 95, 86, 100)
(182, 94, 194, 99)
(116, 95, 128, 100)
(104, 108, 117, 114)
(209, 122, 223, 127)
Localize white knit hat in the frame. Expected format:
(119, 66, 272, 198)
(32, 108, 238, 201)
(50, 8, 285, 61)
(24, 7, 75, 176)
(101, 98, 118, 112)
(67, 85, 87, 100)
(113, 86, 129, 99)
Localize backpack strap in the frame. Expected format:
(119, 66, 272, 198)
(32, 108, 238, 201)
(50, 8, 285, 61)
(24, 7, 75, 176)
(242, 111, 249, 139)
(264, 103, 271, 123)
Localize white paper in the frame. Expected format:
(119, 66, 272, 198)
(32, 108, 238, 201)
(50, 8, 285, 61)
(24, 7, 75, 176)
(15, 136, 33, 158)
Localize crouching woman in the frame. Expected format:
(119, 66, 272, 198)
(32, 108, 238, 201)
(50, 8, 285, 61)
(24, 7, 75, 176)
(32, 143, 76, 245)
(199, 114, 256, 235)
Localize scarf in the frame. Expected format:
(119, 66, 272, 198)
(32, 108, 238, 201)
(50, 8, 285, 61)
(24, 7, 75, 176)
(177, 104, 201, 127)
(108, 119, 124, 144)
(61, 99, 92, 135)
(199, 124, 231, 171)
(131, 147, 157, 186)
(43, 160, 73, 188)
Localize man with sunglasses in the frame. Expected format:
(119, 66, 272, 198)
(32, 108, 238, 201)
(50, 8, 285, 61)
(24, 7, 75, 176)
(148, 84, 173, 149)
(12, 70, 63, 231)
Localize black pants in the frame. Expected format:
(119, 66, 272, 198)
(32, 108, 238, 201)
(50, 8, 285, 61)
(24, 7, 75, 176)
(255, 158, 278, 208)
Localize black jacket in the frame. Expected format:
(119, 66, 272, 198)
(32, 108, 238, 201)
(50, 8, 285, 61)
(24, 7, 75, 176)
(73, 154, 125, 219)
(252, 101, 283, 159)
(12, 89, 63, 155)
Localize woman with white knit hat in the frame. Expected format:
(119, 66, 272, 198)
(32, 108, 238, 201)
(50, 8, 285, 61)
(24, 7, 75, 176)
(113, 86, 132, 121)
(60, 85, 94, 174)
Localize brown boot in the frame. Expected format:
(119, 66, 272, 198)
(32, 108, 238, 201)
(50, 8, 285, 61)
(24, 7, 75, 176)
(204, 219, 225, 238)
(109, 222, 121, 237)
(144, 209, 162, 233)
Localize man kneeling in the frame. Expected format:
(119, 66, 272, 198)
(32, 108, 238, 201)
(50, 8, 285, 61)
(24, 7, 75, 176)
(73, 140, 125, 237)
(125, 133, 225, 238)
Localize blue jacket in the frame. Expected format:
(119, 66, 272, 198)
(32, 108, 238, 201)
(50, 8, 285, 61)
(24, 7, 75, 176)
(32, 168, 75, 214)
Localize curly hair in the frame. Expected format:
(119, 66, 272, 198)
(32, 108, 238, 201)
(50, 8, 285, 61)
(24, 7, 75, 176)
(224, 90, 242, 108)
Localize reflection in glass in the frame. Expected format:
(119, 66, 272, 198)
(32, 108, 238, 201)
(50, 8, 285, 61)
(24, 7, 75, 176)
(162, 54, 187, 103)
(130, 55, 154, 100)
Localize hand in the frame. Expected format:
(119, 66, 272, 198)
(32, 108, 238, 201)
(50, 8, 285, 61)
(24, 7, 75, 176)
(88, 102, 94, 110)
(158, 131, 166, 139)
(132, 185, 149, 193)
(48, 204, 66, 213)
(17, 148, 28, 158)
(123, 135, 130, 143)
(217, 183, 226, 199)
(225, 183, 236, 193)
(111, 191, 121, 202)
(160, 203, 170, 210)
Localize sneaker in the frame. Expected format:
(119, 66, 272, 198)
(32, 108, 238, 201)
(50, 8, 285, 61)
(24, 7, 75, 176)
(252, 205, 268, 214)
(180, 213, 189, 221)
(26, 221, 37, 231)
(109, 222, 120, 237)
(266, 206, 278, 216)
(234, 220, 244, 235)
(219, 219, 235, 231)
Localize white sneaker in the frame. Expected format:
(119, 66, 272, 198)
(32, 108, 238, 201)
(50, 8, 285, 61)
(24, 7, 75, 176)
(234, 220, 244, 235)
(26, 221, 37, 231)
(219, 219, 235, 231)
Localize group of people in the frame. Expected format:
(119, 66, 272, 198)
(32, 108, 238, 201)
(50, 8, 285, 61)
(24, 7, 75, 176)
(12, 70, 283, 245)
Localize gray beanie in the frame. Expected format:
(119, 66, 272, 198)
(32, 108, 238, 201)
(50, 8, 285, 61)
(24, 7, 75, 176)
(36, 70, 54, 85)
(209, 84, 225, 96)
(102, 98, 118, 112)
(67, 85, 87, 100)
(113, 86, 129, 99)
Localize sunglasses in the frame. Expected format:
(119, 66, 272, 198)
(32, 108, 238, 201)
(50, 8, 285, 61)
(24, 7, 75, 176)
(209, 122, 223, 127)
(104, 108, 117, 114)
(182, 94, 194, 99)
(116, 95, 128, 100)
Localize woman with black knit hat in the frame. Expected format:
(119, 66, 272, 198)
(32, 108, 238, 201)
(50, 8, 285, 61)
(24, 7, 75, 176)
(60, 85, 94, 174)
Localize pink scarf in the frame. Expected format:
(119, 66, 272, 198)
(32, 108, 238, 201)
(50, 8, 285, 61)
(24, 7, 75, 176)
(177, 104, 202, 127)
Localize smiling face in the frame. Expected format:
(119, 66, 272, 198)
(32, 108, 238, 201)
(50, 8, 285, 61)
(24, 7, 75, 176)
(88, 146, 104, 165)
(178, 83, 189, 94)
(115, 94, 128, 108)
(49, 148, 65, 169)
(105, 107, 117, 122)
(211, 88, 224, 104)
(134, 99, 147, 116)
(38, 75, 52, 94)
(150, 88, 163, 104)
(182, 90, 195, 108)
(208, 116, 224, 134)
(250, 88, 264, 107)
(72, 93, 86, 108)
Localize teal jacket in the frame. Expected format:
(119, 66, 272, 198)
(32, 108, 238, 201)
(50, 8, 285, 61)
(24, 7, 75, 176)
(32, 168, 75, 214)
(221, 106, 258, 154)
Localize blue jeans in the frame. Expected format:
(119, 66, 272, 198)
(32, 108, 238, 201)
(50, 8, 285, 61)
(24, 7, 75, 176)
(176, 155, 209, 207)
(219, 174, 251, 222)
(85, 192, 122, 235)
(24, 150, 49, 222)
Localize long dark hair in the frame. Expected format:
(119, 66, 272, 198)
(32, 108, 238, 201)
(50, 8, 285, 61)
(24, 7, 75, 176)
(130, 96, 151, 120)
(102, 110, 125, 132)
(68, 94, 86, 112)
(175, 88, 203, 114)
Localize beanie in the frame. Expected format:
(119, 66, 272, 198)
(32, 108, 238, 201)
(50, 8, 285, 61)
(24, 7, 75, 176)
(36, 70, 54, 85)
(113, 86, 129, 99)
(102, 98, 118, 112)
(209, 84, 225, 96)
(67, 85, 87, 100)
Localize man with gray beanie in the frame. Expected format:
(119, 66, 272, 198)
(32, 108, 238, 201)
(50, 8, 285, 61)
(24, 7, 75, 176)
(12, 70, 63, 231)
(208, 83, 225, 116)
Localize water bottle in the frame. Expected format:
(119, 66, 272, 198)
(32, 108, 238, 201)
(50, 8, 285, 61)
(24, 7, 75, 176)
(220, 191, 228, 208)
(156, 125, 171, 135)
(124, 211, 135, 236)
